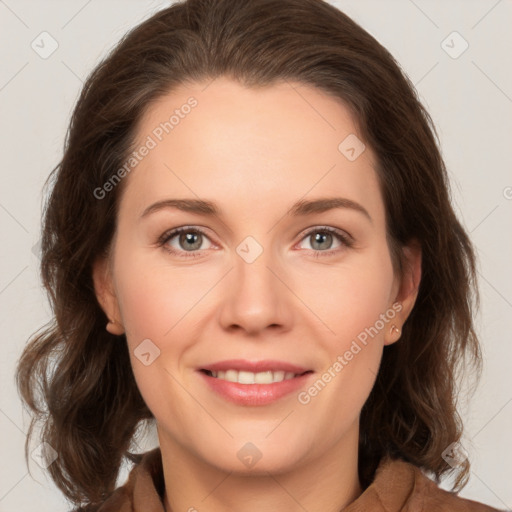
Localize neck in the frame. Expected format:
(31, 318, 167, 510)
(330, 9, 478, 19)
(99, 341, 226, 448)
(159, 424, 362, 512)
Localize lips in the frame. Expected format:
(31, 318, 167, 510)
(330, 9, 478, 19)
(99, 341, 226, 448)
(198, 369, 314, 406)
(197, 359, 314, 405)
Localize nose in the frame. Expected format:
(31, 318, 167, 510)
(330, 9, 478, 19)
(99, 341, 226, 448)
(217, 244, 293, 336)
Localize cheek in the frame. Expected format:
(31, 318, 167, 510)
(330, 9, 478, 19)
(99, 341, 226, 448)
(298, 247, 395, 408)
(111, 250, 200, 421)
(300, 247, 395, 346)
(113, 248, 212, 345)
(111, 245, 226, 406)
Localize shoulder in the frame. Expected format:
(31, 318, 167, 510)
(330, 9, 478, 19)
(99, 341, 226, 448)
(374, 457, 505, 512)
(413, 466, 503, 511)
(70, 448, 164, 512)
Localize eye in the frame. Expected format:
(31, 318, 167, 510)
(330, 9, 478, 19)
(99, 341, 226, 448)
(296, 226, 353, 257)
(158, 226, 214, 258)
(158, 225, 353, 259)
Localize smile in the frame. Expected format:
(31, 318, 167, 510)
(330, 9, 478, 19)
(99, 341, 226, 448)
(197, 360, 315, 406)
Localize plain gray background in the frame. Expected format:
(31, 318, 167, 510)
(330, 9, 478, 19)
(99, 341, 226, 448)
(1, 0, 511, 510)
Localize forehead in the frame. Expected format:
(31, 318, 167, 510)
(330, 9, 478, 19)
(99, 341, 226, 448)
(121, 77, 384, 225)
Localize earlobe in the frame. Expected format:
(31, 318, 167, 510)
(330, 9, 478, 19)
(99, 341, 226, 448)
(105, 318, 125, 336)
(385, 322, 402, 345)
(92, 256, 125, 336)
(383, 303, 403, 346)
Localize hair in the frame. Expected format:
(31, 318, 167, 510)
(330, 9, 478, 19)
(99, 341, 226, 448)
(16, 0, 482, 509)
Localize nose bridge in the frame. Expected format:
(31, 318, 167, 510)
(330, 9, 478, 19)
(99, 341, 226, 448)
(218, 234, 290, 333)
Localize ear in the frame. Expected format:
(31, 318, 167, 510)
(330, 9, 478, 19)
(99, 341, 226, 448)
(384, 239, 422, 346)
(92, 255, 125, 336)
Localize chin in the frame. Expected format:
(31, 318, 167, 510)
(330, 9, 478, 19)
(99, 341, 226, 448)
(195, 436, 308, 476)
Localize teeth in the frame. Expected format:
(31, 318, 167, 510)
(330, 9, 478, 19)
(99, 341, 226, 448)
(209, 369, 300, 384)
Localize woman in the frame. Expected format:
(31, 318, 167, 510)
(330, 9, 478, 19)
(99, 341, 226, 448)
(16, 0, 503, 510)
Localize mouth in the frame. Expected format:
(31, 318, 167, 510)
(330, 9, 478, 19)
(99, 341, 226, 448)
(199, 368, 313, 384)
(196, 359, 315, 405)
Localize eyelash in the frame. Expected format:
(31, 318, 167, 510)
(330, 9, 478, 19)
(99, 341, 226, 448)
(157, 226, 354, 259)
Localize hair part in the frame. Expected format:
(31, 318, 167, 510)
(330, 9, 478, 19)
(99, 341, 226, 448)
(16, 0, 481, 508)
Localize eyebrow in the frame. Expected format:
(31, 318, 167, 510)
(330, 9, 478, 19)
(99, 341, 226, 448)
(141, 197, 372, 223)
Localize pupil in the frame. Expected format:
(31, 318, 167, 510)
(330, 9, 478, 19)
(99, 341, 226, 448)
(181, 232, 201, 251)
(312, 232, 332, 250)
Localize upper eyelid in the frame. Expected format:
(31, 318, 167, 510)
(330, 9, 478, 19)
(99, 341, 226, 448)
(160, 225, 352, 248)
(158, 226, 215, 247)
(297, 225, 352, 240)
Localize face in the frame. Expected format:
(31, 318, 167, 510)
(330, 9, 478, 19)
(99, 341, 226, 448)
(94, 77, 420, 475)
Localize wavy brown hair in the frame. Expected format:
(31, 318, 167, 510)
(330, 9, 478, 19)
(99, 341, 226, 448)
(16, 0, 482, 509)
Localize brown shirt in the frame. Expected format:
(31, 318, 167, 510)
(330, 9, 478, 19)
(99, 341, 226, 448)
(94, 448, 503, 511)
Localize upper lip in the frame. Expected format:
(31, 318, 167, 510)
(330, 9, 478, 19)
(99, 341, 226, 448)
(199, 359, 311, 374)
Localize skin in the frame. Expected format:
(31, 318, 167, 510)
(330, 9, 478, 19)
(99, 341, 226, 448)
(93, 77, 421, 512)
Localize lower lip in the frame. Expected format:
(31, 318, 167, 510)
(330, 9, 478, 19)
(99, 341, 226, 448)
(198, 371, 314, 406)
